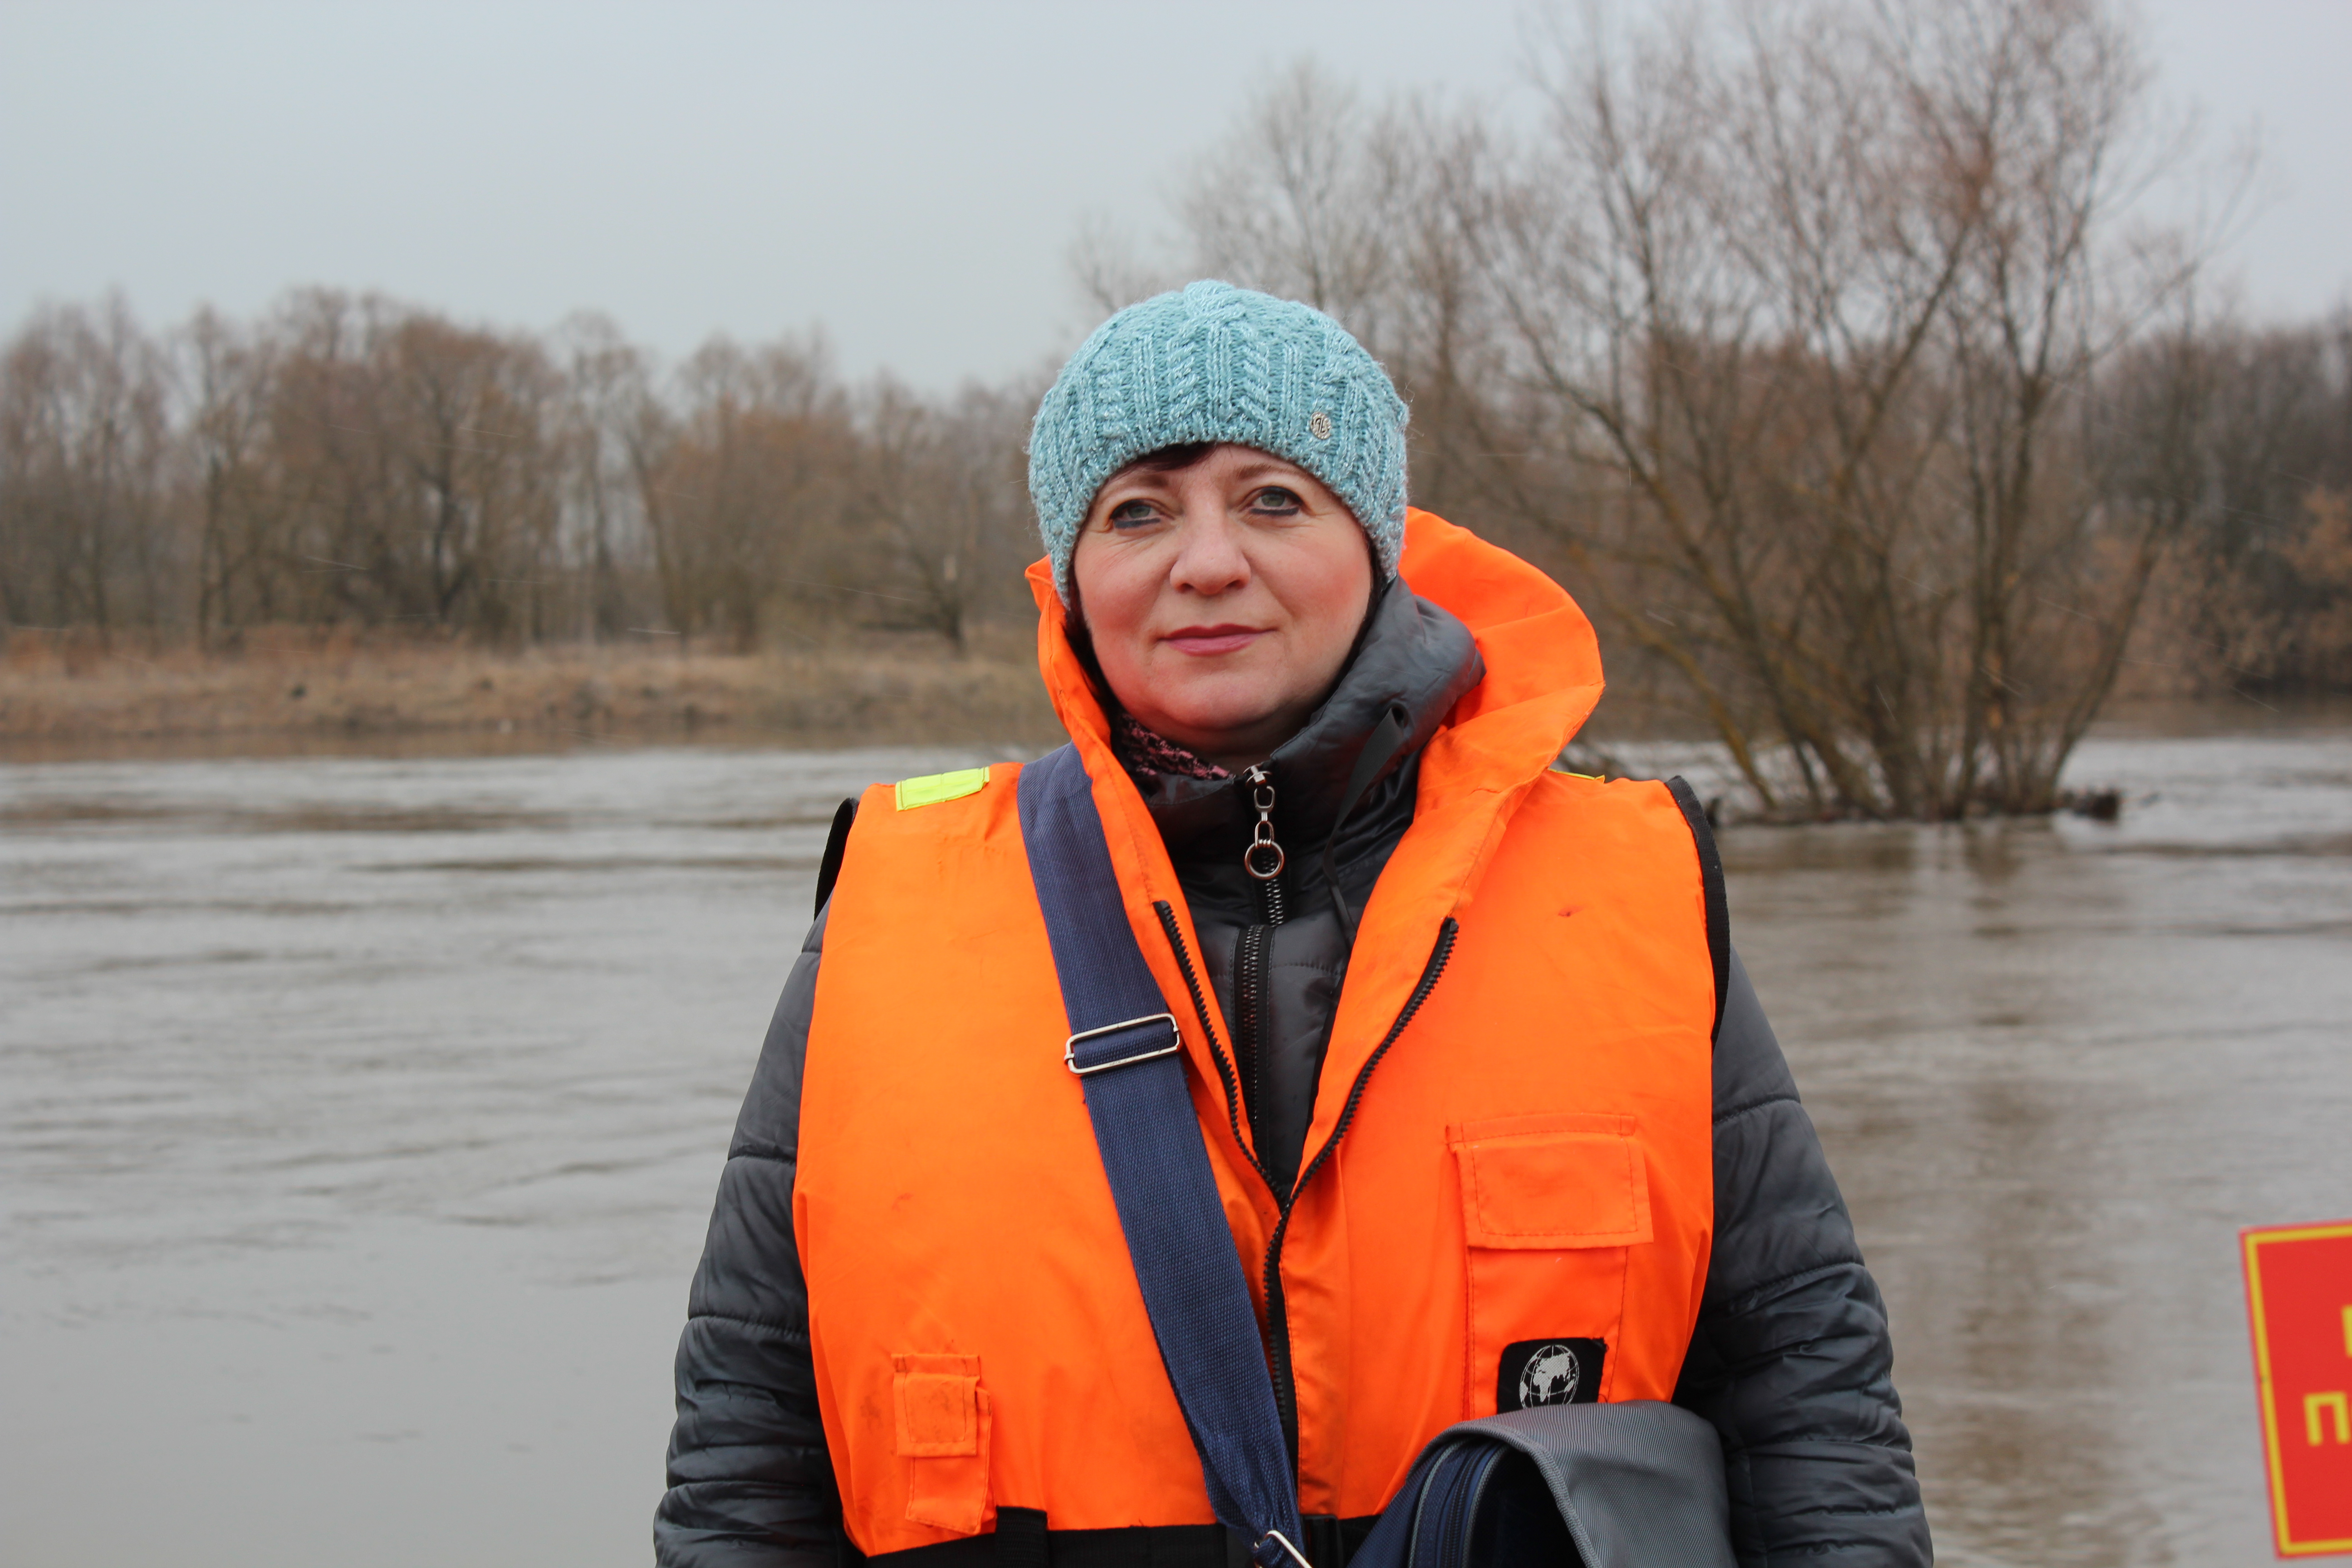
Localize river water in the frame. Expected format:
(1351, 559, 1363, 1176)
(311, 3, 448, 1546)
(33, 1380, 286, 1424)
(4, 718, 2348, 1567)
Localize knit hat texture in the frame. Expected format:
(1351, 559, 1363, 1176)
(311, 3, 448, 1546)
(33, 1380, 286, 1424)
(1028, 280, 1409, 602)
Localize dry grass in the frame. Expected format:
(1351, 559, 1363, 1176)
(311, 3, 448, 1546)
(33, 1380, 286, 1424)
(0, 625, 1065, 750)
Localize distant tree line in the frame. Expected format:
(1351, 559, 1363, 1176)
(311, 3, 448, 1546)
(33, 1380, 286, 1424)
(2, 0, 2346, 818)
(1080, 0, 2352, 816)
(0, 291, 1039, 654)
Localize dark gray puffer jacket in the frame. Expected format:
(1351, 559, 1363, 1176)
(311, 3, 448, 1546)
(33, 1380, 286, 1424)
(655, 583, 1931, 1568)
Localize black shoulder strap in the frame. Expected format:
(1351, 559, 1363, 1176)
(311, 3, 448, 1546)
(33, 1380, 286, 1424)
(814, 796, 859, 916)
(1015, 744, 1308, 1568)
(1664, 776, 1730, 1044)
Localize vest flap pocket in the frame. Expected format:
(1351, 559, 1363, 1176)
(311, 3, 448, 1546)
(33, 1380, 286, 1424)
(1449, 1112, 1652, 1250)
(892, 1353, 982, 1457)
(892, 1353, 992, 1535)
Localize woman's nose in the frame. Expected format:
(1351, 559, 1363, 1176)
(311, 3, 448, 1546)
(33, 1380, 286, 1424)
(1167, 512, 1250, 596)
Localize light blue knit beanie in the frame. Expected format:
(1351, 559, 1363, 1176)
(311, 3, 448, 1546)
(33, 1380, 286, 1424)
(1028, 280, 1409, 603)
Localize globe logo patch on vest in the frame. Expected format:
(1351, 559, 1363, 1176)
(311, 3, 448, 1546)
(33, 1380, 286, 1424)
(1497, 1338, 1607, 1412)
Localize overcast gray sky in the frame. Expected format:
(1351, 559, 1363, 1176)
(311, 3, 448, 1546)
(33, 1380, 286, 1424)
(4, 0, 2346, 388)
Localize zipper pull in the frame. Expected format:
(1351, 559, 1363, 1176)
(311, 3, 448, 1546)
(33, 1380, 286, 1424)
(1241, 764, 1287, 925)
(1241, 764, 1285, 880)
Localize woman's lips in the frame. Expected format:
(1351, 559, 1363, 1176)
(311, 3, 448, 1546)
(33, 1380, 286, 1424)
(1162, 625, 1267, 656)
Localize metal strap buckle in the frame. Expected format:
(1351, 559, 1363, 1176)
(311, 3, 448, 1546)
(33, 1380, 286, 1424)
(1063, 1013, 1181, 1076)
(1253, 1530, 1312, 1568)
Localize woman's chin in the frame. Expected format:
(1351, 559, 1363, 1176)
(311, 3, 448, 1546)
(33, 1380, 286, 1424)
(1135, 695, 1287, 759)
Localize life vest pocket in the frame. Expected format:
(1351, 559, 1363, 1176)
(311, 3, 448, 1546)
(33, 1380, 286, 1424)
(1448, 1112, 1651, 1416)
(891, 1352, 994, 1534)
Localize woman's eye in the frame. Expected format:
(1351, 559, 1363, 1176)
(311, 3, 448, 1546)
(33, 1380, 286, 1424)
(1249, 486, 1303, 514)
(1107, 500, 1160, 528)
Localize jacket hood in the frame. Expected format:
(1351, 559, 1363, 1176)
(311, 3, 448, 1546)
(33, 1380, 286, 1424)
(1024, 510, 1608, 1167)
(1026, 509, 1606, 804)
(1125, 575, 1482, 890)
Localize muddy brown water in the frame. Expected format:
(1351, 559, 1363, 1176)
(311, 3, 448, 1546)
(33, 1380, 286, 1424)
(5, 717, 2348, 1567)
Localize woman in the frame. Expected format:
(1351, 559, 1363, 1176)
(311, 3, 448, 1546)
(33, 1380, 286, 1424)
(656, 283, 1929, 1568)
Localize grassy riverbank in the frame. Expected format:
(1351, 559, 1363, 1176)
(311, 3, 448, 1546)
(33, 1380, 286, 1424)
(0, 627, 1063, 751)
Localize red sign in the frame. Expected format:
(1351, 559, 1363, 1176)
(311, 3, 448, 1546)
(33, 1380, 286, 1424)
(2244, 1220, 2352, 1557)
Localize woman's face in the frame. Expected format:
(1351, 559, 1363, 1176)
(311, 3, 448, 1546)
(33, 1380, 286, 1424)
(1071, 443, 1376, 770)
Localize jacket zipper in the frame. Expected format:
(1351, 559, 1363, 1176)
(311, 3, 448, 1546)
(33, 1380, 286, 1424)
(1152, 902, 1460, 1476)
(1235, 922, 1270, 1148)
(1153, 902, 1271, 1193)
(1241, 764, 1287, 927)
(1236, 766, 1287, 1159)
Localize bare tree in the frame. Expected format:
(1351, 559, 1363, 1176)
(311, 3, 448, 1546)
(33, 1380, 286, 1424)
(255, 292, 564, 639)
(1165, 68, 1513, 558)
(553, 312, 655, 641)
(851, 378, 1036, 652)
(634, 334, 852, 648)
(1069, 211, 1179, 319)
(2135, 312, 2352, 691)
(181, 305, 288, 638)
(1171, 0, 2226, 818)
(0, 294, 176, 637)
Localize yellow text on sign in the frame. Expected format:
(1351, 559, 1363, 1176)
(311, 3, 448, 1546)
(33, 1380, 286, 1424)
(2311, 1392, 2351, 1446)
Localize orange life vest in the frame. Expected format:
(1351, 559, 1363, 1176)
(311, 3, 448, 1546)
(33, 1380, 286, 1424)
(794, 511, 1717, 1555)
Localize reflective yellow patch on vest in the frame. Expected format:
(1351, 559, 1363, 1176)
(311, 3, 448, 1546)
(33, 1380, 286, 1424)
(894, 767, 990, 811)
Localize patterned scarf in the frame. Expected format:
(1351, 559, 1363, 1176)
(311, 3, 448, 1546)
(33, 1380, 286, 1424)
(1111, 712, 1231, 781)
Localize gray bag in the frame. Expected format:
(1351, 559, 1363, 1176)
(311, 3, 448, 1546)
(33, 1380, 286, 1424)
(1347, 1400, 1735, 1568)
